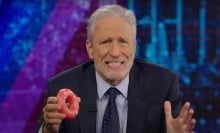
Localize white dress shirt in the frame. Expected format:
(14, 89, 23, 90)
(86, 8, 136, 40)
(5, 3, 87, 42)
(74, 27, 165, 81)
(96, 72, 129, 133)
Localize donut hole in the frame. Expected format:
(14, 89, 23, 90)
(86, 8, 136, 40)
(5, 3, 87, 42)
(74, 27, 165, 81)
(65, 100, 70, 109)
(66, 95, 74, 110)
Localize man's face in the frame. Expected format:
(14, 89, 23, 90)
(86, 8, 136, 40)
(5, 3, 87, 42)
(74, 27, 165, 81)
(86, 16, 136, 85)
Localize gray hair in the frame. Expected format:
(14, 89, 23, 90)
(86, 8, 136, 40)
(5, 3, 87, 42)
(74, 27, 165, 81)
(87, 4, 137, 42)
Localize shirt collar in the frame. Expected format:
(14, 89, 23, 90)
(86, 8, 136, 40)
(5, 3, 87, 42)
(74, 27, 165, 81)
(96, 72, 129, 99)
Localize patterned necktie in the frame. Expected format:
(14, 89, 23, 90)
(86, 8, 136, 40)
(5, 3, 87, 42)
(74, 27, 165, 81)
(101, 87, 120, 133)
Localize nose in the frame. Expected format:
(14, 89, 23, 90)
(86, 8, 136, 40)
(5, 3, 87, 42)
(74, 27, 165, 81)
(109, 42, 120, 57)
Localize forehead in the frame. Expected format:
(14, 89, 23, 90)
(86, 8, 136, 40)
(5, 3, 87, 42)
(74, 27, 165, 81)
(92, 16, 134, 38)
(95, 16, 131, 28)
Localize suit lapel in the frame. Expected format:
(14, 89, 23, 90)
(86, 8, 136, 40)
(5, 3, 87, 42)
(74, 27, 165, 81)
(78, 65, 97, 133)
(76, 61, 151, 133)
(126, 63, 150, 133)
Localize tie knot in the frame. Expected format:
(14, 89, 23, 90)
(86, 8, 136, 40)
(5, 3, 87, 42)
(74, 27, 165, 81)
(106, 87, 120, 100)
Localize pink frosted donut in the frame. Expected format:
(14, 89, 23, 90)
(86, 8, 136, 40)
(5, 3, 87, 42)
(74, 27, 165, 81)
(57, 88, 80, 119)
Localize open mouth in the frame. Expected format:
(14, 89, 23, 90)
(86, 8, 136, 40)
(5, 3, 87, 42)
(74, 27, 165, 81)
(106, 61, 124, 68)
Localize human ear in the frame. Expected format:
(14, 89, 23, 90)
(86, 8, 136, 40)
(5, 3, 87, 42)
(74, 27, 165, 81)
(86, 39, 93, 60)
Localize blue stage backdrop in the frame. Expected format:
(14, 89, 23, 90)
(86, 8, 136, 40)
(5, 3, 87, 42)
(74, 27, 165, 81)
(0, 0, 219, 133)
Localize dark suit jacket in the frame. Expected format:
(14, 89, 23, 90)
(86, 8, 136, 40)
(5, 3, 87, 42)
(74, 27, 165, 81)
(36, 59, 182, 133)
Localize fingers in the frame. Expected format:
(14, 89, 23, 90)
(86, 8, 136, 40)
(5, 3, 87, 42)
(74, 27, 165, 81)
(179, 102, 195, 125)
(188, 118, 196, 131)
(77, 97, 81, 102)
(164, 101, 196, 133)
(43, 96, 66, 132)
(44, 111, 65, 122)
(179, 101, 191, 119)
(43, 97, 66, 119)
(164, 101, 172, 121)
(44, 98, 60, 112)
(179, 101, 196, 132)
(47, 97, 58, 106)
(185, 108, 194, 124)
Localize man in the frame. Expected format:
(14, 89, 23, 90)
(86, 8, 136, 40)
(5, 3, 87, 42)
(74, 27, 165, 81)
(36, 4, 196, 133)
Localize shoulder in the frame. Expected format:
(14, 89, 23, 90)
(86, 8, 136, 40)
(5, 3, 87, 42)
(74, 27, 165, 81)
(133, 59, 178, 79)
(48, 60, 95, 83)
(45, 61, 96, 97)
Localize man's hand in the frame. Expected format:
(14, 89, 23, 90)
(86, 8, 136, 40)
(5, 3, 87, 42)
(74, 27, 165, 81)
(42, 97, 66, 133)
(164, 101, 196, 133)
